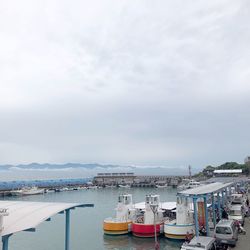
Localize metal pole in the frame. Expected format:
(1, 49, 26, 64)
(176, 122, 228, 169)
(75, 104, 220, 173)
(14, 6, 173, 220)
(153, 212, 157, 249)
(65, 209, 70, 250)
(2, 235, 10, 250)
(204, 196, 209, 236)
(217, 193, 221, 220)
(221, 190, 224, 207)
(193, 197, 199, 236)
(212, 193, 216, 228)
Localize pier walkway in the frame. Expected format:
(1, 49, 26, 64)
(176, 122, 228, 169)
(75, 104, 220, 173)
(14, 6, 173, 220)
(0, 201, 94, 250)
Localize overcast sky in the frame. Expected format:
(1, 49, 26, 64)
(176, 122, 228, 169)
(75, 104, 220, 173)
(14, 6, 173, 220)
(0, 0, 249, 169)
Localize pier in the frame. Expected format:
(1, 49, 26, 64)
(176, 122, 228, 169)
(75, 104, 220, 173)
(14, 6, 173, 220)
(0, 201, 94, 250)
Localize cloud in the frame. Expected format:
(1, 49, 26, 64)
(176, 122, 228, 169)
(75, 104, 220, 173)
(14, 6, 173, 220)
(0, 0, 250, 168)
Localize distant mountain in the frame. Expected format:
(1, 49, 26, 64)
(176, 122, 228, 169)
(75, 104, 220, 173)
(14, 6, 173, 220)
(0, 163, 129, 170)
(0, 163, 199, 176)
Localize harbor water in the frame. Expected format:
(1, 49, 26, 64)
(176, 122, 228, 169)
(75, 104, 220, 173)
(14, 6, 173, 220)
(1, 187, 182, 250)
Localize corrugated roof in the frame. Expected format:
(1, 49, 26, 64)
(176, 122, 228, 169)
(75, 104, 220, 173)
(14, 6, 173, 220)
(214, 169, 242, 173)
(0, 201, 92, 236)
(178, 182, 233, 196)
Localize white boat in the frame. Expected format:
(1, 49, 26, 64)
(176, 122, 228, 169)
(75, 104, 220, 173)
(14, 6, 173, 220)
(11, 187, 44, 196)
(103, 194, 135, 235)
(164, 196, 195, 240)
(155, 184, 169, 188)
(177, 180, 202, 191)
(132, 195, 176, 237)
(118, 184, 130, 188)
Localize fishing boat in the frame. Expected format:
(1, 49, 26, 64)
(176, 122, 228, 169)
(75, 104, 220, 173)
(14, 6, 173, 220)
(164, 196, 195, 239)
(103, 194, 135, 235)
(10, 186, 44, 196)
(132, 195, 175, 238)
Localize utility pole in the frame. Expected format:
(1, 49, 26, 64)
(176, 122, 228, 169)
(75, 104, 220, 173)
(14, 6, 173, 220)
(150, 200, 159, 250)
(188, 165, 192, 179)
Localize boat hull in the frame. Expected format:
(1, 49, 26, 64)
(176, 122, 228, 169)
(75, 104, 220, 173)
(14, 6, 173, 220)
(103, 220, 131, 235)
(132, 223, 161, 238)
(164, 223, 195, 240)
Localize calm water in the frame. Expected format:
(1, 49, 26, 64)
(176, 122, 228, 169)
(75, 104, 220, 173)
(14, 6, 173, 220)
(2, 187, 182, 250)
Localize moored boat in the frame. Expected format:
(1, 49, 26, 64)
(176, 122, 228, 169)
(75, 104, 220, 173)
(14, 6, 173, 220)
(155, 184, 169, 188)
(103, 194, 135, 235)
(10, 186, 44, 196)
(118, 184, 130, 188)
(177, 179, 202, 191)
(132, 195, 174, 238)
(164, 196, 195, 239)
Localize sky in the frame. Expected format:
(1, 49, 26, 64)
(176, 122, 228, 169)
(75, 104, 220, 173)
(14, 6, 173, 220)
(0, 0, 250, 169)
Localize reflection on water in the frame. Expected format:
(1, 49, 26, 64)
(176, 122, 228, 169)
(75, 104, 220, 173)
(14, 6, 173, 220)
(103, 235, 182, 250)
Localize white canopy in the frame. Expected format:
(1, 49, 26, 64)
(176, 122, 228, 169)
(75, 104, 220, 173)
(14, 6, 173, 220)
(178, 182, 233, 196)
(0, 201, 88, 237)
(134, 201, 176, 210)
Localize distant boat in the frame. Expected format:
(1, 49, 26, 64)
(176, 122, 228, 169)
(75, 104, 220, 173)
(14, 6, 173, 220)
(155, 184, 169, 188)
(118, 184, 130, 188)
(10, 187, 44, 196)
(177, 180, 202, 191)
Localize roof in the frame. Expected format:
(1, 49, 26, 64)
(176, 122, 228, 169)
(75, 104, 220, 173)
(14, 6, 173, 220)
(134, 201, 176, 210)
(161, 202, 176, 210)
(178, 182, 233, 196)
(214, 169, 242, 174)
(205, 177, 249, 183)
(0, 201, 93, 237)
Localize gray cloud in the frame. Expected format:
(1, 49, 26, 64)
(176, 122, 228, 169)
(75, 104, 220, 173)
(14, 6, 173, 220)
(0, 0, 250, 169)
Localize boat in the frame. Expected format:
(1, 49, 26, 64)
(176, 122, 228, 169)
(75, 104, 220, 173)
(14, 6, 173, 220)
(155, 184, 169, 188)
(164, 196, 195, 240)
(103, 194, 135, 235)
(118, 184, 130, 188)
(10, 187, 44, 196)
(177, 180, 202, 191)
(131, 195, 175, 238)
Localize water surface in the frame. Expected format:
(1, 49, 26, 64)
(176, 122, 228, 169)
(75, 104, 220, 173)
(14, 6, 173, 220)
(2, 187, 182, 250)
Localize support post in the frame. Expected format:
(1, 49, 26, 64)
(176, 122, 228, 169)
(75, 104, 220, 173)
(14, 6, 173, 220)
(2, 234, 11, 250)
(65, 209, 70, 250)
(212, 193, 216, 228)
(221, 190, 224, 207)
(229, 186, 231, 196)
(204, 196, 209, 236)
(217, 193, 221, 220)
(193, 196, 199, 236)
